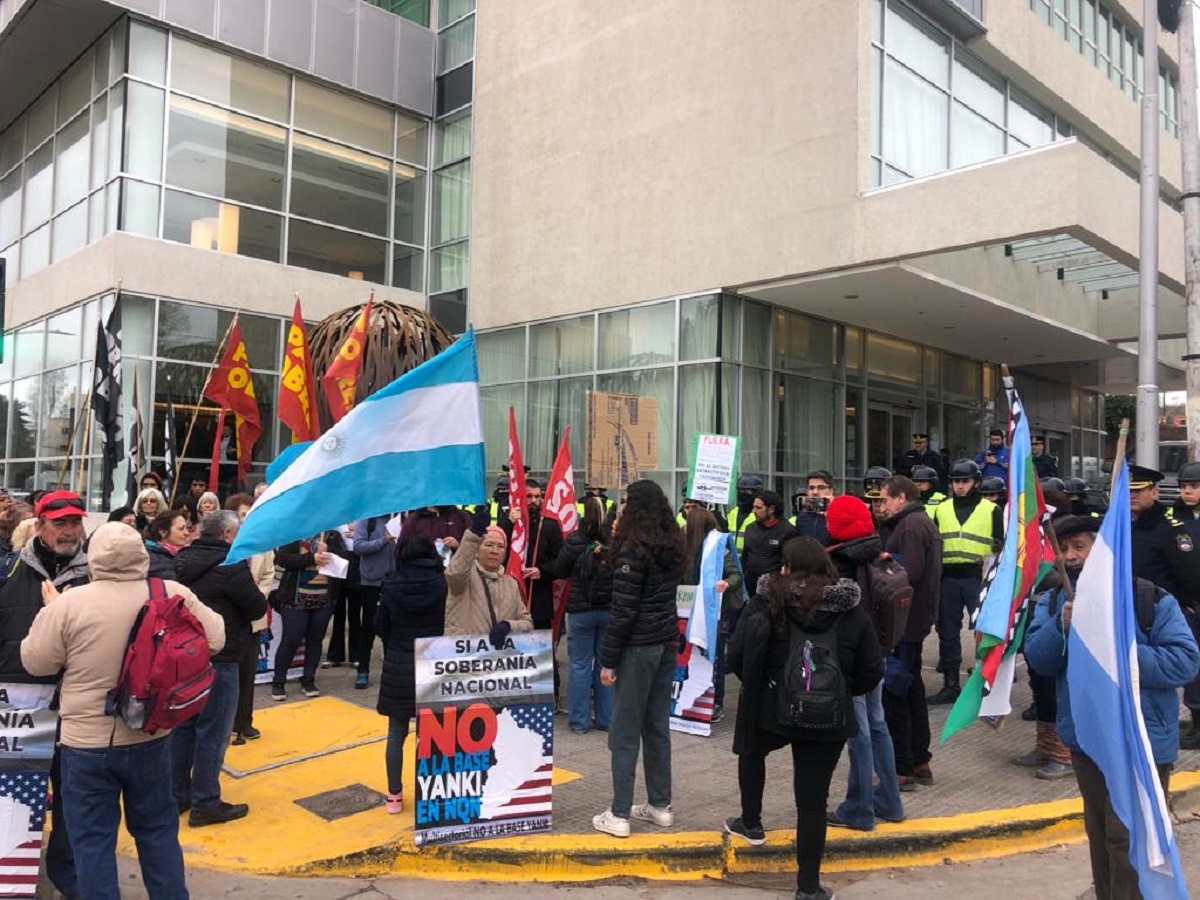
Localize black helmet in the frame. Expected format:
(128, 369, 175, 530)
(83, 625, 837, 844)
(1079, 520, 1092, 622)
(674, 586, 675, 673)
(863, 466, 892, 499)
(911, 466, 939, 484)
(495, 475, 511, 493)
(1179, 462, 1200, 484)
(1039, 477, 1066, 493)
(949, 459, 981, 481)
(980, 476, 1006, 496)
(1062, 477, 1089, 494)
(736, 473, 765, 493)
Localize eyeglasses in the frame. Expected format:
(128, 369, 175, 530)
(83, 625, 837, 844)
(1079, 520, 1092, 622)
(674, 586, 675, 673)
(40, 497, 85, 513)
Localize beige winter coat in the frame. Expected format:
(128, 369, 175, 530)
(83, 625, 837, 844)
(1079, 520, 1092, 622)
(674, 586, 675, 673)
(21, 523, 225, 748)
(248, 549, 275, 631)
(444, 531, 533, 637)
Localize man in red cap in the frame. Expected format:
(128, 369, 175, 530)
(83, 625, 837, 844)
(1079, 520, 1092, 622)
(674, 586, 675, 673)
(0, 489, 91, 898)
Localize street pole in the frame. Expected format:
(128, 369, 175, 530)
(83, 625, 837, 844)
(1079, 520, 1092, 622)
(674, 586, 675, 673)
(1137, 0, 1162, 469)
(1180, 0, 1200, 463)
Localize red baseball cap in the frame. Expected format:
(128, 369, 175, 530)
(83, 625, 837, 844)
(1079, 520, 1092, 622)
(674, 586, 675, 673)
(35, 491, 86, 520)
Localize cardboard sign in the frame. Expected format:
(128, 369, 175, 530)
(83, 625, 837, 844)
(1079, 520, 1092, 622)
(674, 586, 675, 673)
(413, 631, 555, 846)
(687, 432, 741, 505)
(670, 586, 715, 736)
(585, 391, 659, 490)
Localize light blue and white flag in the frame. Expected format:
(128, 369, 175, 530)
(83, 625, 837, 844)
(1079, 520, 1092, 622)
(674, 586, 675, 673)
(1069, 461, 1188, 900)
(225, 329, 485, 564)
(686, 530, 741, 655)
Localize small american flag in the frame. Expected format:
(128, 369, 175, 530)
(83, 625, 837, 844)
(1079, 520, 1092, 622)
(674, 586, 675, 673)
(0, 770, 48, 896)
(486, 703, 553, 822)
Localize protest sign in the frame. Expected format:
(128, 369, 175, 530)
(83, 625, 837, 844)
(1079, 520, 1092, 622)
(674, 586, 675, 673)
(413, 630, 554, 846)
(585, 391, 658, 489)
(670, 585, 715, 736)
(253, 608, 304, 685)
(687, 432, 740, 505)
(0, 683, 57, 896)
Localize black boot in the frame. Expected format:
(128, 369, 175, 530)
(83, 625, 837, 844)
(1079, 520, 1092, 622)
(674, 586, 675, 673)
(1181, 713, 1200, 751)
(929, 671, 960, 705)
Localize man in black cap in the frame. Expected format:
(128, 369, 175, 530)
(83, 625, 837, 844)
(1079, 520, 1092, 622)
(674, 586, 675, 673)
(1030, 435, 1059, 479)
(898, 433, 944, 484)
(1171, 461, 1200, 749)
(1128, 464, 1200, 603)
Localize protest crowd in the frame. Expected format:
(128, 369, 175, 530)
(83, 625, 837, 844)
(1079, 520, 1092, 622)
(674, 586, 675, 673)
(0, 318, 1197, 900)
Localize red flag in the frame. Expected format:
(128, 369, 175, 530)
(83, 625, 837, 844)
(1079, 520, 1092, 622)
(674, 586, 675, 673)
(543, 429, 578, 641)
(279, 297, 319, 441)
(202, 321, 262, 485)
(322, 298, 373, 424)
(506, 407, 529, 606)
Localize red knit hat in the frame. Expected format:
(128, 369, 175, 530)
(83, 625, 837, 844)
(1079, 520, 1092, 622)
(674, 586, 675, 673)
(826, 495, 875, 542)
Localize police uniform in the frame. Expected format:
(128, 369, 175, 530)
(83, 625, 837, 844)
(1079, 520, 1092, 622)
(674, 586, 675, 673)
(726, 505, 754, 553)
(1167, 463, 1200, 747)
(897, 434, 944, 481)
(1129, 466, 1200, 601)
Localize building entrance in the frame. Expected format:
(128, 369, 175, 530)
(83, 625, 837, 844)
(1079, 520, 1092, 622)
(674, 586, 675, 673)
(867, 402, 915, 474)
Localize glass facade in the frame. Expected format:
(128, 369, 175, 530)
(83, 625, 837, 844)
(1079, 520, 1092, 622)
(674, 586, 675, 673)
(1, 20, 431, 292)
(364, 0, 432, 27)
(477, 294, 1103, 501)
(0, 292, 288, 507)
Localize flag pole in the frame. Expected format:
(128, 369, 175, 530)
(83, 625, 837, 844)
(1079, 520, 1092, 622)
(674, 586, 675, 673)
(171, 313, 239, 505)
(78, 405, 93, 506)
(57, 392, 91, 490)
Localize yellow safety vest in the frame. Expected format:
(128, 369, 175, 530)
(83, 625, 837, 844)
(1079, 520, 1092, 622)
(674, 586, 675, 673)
(922, 492, 947, 518)
(728, 507, 752, 552)
(576, 497, 614, 517)
(933, 498, 997, 565)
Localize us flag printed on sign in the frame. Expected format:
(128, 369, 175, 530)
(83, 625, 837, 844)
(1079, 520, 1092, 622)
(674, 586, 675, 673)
(481, 704, 553, 822)
(0, 769, 49, 896)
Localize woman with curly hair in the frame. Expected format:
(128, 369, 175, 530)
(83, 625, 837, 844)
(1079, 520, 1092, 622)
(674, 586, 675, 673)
(593, 480, 686, 838)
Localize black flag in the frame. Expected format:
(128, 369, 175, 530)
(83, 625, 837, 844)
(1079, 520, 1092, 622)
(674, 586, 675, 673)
(126, 365, 144, 502)
(91, 295, 123, 508)
(164, 375, 179, 499)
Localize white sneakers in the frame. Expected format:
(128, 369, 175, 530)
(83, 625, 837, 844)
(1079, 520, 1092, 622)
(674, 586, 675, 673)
(630, 803, 674, 827)
(592, 809, 631, 837)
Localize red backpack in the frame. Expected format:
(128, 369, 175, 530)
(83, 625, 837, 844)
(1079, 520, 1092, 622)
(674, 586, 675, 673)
(105, 578, 214, 734)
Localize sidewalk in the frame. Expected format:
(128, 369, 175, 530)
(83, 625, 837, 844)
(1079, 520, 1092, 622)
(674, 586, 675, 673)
(120, 632, 1200, 882)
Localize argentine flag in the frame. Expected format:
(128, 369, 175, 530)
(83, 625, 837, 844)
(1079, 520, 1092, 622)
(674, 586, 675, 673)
(225, 328, 485, 564)
(1069, 461, 1188, 900)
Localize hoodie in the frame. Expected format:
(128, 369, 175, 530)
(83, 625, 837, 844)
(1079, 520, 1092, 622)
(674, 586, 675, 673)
(21, 523, 225, 748)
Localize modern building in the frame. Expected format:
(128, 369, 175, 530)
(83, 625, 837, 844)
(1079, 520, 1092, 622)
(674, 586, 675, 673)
(0, 0, 1188, 505)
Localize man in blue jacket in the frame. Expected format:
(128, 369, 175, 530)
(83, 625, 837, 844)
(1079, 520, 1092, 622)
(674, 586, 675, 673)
(974, 429, 1009, 480)
(349, 516, 397, 689)
(1025, 515, 1200, 900)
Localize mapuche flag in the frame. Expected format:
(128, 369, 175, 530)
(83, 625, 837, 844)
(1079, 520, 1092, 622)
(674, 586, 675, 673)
(506, 407, 530, 606)
(91, 295, 123, 508)
(202, 321, 262, 485)
(279, 297, 319, 441)
(942, 370, 1054, 742)
(543, 429, 579, 640)
(322, 298, 372, 424)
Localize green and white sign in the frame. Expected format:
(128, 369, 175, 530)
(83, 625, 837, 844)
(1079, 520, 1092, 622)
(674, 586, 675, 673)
(687, 432, 741, 506)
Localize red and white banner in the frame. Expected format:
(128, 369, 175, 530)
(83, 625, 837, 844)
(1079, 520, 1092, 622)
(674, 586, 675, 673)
(543, 429, 578, 641)
(506, 408, 529, 605)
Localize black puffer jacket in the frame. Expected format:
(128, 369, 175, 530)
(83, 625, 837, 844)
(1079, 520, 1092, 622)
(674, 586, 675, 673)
(544, 530, 613, 614)
(728, 577, 882, 755)
(599, 544, 682, 669)
(375, 558, 447, 720)
(175, 538, 268, 665)
(144, 541, 178, 580)
(0, 540, 90, 683)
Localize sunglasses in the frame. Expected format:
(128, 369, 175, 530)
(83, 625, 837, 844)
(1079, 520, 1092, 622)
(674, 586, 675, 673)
(40, 497, 85, 513)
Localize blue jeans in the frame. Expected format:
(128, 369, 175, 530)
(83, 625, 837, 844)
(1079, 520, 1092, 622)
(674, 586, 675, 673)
(47, 745, 78, 896)
(60, 737, 188, 900)
(567, 608, 614, 732)
(836, 682, 905, 829)
(171, 661, 239, 809)
(937, 573, 981, 673)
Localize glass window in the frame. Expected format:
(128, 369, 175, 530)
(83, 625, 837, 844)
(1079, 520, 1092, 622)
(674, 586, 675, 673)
(439, 0, 475, 25)
(162, 191, 282, 262)
(394, 165, 425, 245)
(867, 333, 920, 383)
(871, 48, 882, 158)
(438, 16, 475, 75)
(27, 93, 55, 152)
(391, 244, 423, 292)
(681, 294, 740, 362)
(124, 82, 165, 181)
(13, 321, 44, 379)
(743, 301, 771, 367)
(11, 376, 40, 463)
(0, 243, 17, 290)
(121, 293, 155, 356)
(429, 289, 466, 334)
(529, 316, 594, 377)
(0, 170, 21, 248)
(944, 404, 981, 461)
(528, 376, 589, 471)
(477, 328, 525, 384)
(366, 0, 430, 25)
(156, 302, 277, 367)
(677, 363, 739, 462)
(290, 134, 390, 236)
(166, 96, 287, 210)
(1008, 88, 1054, 148)
(51, 202, 87, 262)
(54, 112, 89, 213)
(950, 102, 1004, 167)
(119, 179, 160, 237)
(170, 38, 290, 122)
(109, 19, 127, 85)
(0, 119, 23, 176)
(59, 53, 93, 127)
(436, 62, 473, 117)
(740, 367, 771, 474)
(599, 303, 675, 369)
(432, 159, 471, 245)
(44, 307, 81, 369)
(128, 21, 167, 84)
(885, 0, 950, 88)
(480, 384, 522, 471)
(430, 242, 468, 293)
(287, 219, 387, 282)
(942, 353, 980, 401)
(39, 366, 81, 458)
(595, 367, 674, 472)
(774, 310, 835, 372)
(294, 81, 393, 155)
(94, 34, 110, 97)
(775, 375, 837, 474)
(21, 225, 49, 278)
(108, 82, 125, 182)
(882, 57, 948, 177)
(23, 142, 53, 230)
(434, 111, 471, 166)
(952, 52, 1004, 123)
(88, 186, 104, 242)
(846, 326, 864, 374)
(90, 93, 109, 192)
(396, 113, 428, 167)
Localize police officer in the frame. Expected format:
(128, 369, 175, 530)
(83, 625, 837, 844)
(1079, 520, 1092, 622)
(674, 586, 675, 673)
(1129, 465, 1200, 600)
(863, 465, 892, 524)
(791, 469, 834, 544)
(577, 482, 615, 519)
(979, 476, 1007, 510)
(897, 433, 944, 484)
(912, 466, 946, 513)
(1039, 477, 1066, 496)
(1063, 477, 1102, 516)
(1169, 461, 1200, 750)
(930, 459, 1004, 705)
(1030, 434, 1059, 479)
(726, 474, 764, 554)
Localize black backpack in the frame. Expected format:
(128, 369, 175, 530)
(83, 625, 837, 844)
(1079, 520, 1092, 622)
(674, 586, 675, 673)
(576, 541, 613, 608)
(856, 553, 913, 651)
(774, 618, 847, 733)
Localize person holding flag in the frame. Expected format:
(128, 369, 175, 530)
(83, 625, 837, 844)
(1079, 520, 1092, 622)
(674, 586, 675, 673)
(1025, 492, 1199, 899)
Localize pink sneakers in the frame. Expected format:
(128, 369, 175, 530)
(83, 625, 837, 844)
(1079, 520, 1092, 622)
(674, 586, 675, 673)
(385, 792, 403, 814)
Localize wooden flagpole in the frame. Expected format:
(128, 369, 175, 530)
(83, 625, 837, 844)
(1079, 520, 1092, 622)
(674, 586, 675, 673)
(171, 313, 239, 506)
(57, 393, 91, 491)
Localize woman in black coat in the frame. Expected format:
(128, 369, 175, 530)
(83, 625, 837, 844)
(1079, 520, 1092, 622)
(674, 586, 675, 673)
(726, 537, 883, 900)
(374, 535, 447, 814)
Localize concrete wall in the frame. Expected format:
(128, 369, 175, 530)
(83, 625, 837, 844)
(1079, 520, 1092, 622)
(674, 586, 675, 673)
(5, 232, 425, 328)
